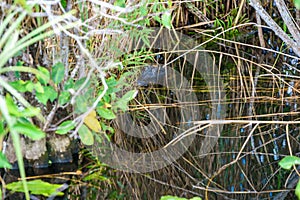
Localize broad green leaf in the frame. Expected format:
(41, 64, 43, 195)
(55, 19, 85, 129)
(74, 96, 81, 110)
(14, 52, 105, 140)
(84, 110, 102, 132)
(24, 81, 34, 92)
(190, 198, 202, 200)
(296, 180, 300, 200)
(51, 62, 64, 84)
(0, 152, 12, 169)
(13, 121, 45, 140)
(58, 91, 70, 106)
(295, 0, 300, 9)
(36, 66, 50, 85)
(106, 77, 119, 94)
(161, 12, 172, 29)
(9, 80, 27, 92)
(121, 90, 138, 102)
(74, 95, 88, 114)
(279, 156, 300, 170)
(45, 86, 58, 102)
(34, 81, 44, 93)
(56, 120, 75, 134)
(36, 86, 58, 105)
(160, 195, 187, 200)
(36, 91, 48, 105)
(97, 107, 116, 120)
(64, 79, 74, 90)
(6, 179, 64, 197)
(78, 124, 94, 146)
(103, 93, 110, 103)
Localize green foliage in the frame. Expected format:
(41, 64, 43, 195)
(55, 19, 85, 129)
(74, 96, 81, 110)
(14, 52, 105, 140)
(295, 0, 300, 9)
(279, 156, 300, 199)
(5, 94, 45, 140)
(36, 86, 58, 105)
(55, 120, 76, 135)
(160, 195, 202, 200)
(296, 181, 300, 200)
(60, 0, 67, 9)
(97, 107, 116, 120)
(78, 124, 94, 146)
(0, 6, 77, 200)
(279, 156, 300, 170)
(12, 119, 45, 140)
(0, 152, 12, 168)
(51, 62, 65, 84)
(151, 0, 173, 29)
(114, 0, 126, 8)
(6, 179, 64, 197)
(113, 90, 138, 112)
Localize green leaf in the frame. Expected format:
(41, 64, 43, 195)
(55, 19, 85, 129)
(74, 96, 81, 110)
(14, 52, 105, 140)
(20, 107, 40, 117)
(114, 99, 128, 112)
(160, 195, 187, 200)
(6, 94, 20, 116)
(24, 81, 34, 92)
(0, 152, 12, 169)
(64, 79, 74, 90)
(279, 156, 300, 170)
(56, 120, 75, 134)
(96, 107, 116, 120)
(61, 0, 67, 9)
(296, 180, 300, 200)
(113, 90, 137, 112)
(295, 0, 300, 9)
(6, 179, 64, 197)
(51, 62, 64, 84)
(13, 121, 45, 140)
(160, 196, 201, 200)
(74, 95, 89, 114)
(34, 81, 44, 93)
(121, 90, 138, 102)
(36, 86, 58, 105)
(0, 120, 4, 136)
(78, 124, 94, 146)
(58, 91, 70, 106)
(114, 0, 125, 7)
(9, 80, 27, 92)
(83, 172, 109, 181)
(6, 93, 40, 117)
(36, 66, 50, 85)
(161, 12, 172, 29)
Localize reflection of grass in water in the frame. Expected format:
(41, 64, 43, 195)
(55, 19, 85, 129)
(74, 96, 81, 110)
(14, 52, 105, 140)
(129, 84, 180, 127)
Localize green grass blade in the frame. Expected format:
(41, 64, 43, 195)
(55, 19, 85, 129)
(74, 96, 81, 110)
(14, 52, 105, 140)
(0, 9, 19, 38)
(0, 96, 29, 200)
